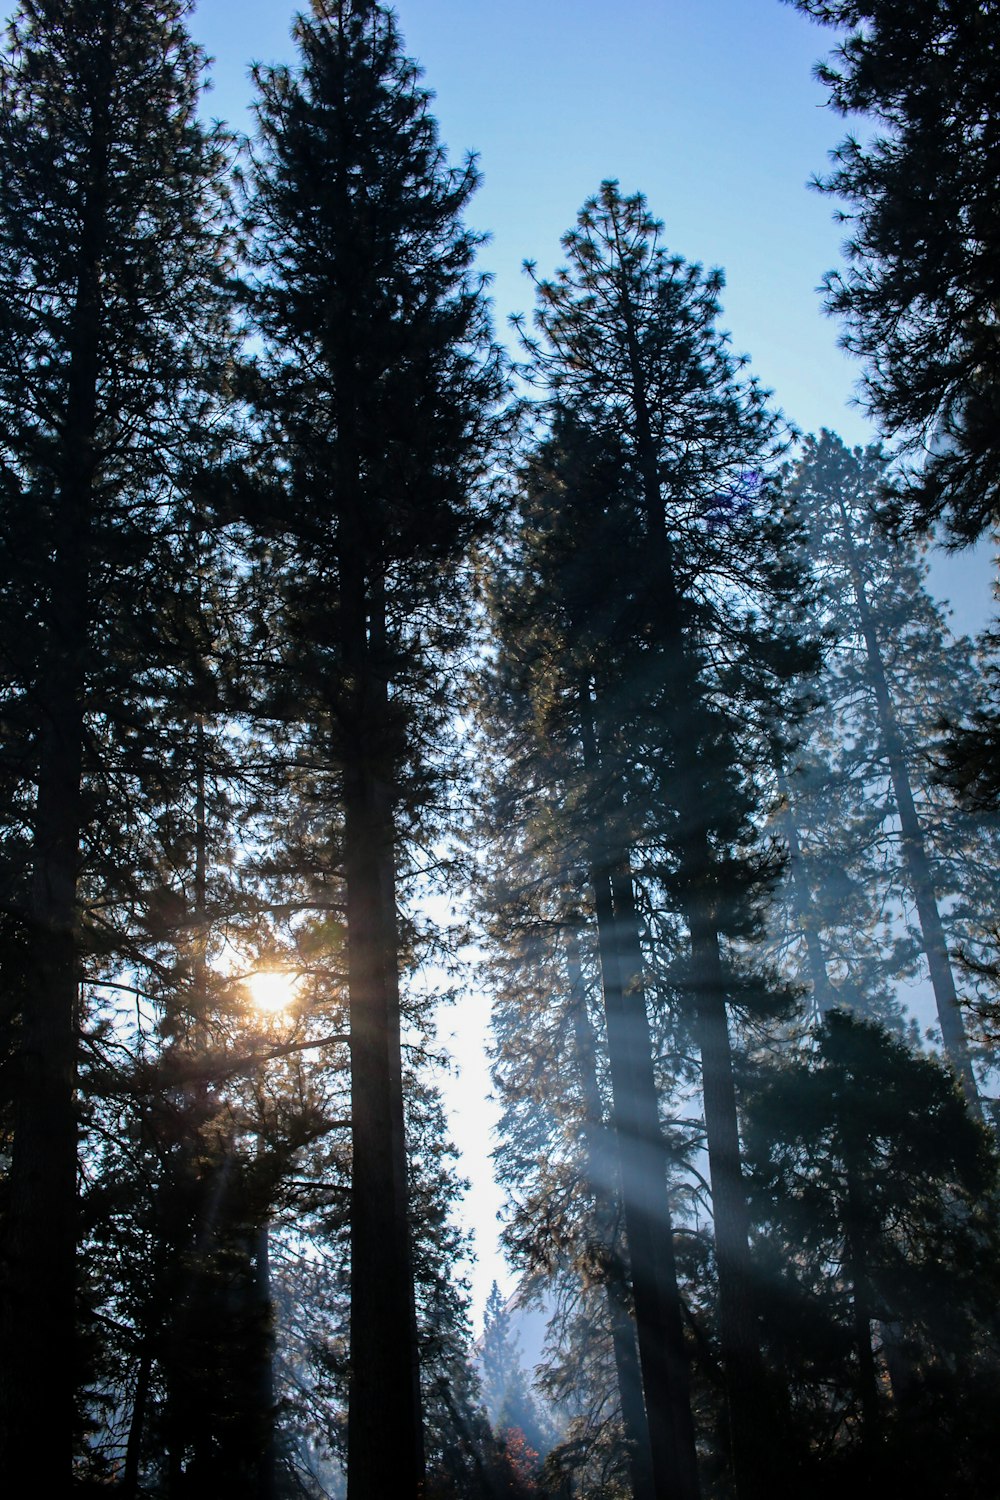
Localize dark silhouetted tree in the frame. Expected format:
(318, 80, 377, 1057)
(0, 0, 233, 1479)
(241, 3, 505, 1493)
(745, 1009, 1000, 1497)
(786, 0, 1000, 543)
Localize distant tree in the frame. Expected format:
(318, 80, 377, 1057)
(480, 1281, 547, 1460)
(241, 3, 505, 1492)
(781, 433, 995, 1106)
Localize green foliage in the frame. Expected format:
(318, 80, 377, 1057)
(241, 0, 507, 794)
(745, 1009, 1000, 1493)
(787, 0, 1000, 541)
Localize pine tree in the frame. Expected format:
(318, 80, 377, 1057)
(0, 0, 233, 1479)
(481, 416, 698, 1500)
(485, 181, 812, 1499)
(480, 1281, 544, 1453)
(241, 4, 505, 1493)
(786, 0, 1000, 542)
(781, 433, 993, 1107)
(744, 1010, 1000, 1495)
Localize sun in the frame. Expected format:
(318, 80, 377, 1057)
(245, 968, 299, 1015)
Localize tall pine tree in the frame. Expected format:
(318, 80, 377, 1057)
(786, 0, 1000, 542)
(782, 433, 991, 1107)
(241, 4, 505, 1493)
(485, 181, 811, 1499)
(0, 0, 233, 1479)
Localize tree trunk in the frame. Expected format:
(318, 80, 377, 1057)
(574, 695, 700, 1500)
(565, 925, 655, 1500)
(0, 82, 109, 1477)
(837, 498, 980, 1113)
(592, 865, 699, 1500)
(3, 700, 84, 1483)
(255, 1221, 277, 1500)
(685, 898, 768, 1500)
(123, 1342, 155, 1499)
(605, 1269, 656, 1500)
(342, 552, 424, 1499)
(775, 769, 840, 1017)
(839, 1120, 881, 1449)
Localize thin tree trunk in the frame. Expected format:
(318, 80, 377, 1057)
(778, 769, 905, 1421)
(685, 897, 768, 1500)
(123, 1344, 155, 1499)
(776, 769, 840, 1017)
(839, 1121, 881, 1447)
(255, 1220, 277, 1500)
(605, 1269, 655, 1500)
(837, 498, 980, 1113)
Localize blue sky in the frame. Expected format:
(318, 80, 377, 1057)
(188, 0, 994, 1320)
(190, 0, 995, 632)
(193, 0, 869, 447)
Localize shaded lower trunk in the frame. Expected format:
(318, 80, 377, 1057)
(345, 762, 424, 1499)
(1, 702, 83, 1486)
(849, 1268, 880, 1449)
(122, 1342, 154, 1500)
(687, 904, 768, 1500)
(588, 864, 699, 1500)
(840, 1123, 881, 1449)
(606, 1264, 656, 1500)
(565, 925, 655, 1500)
(255, 1221, 277, 1500)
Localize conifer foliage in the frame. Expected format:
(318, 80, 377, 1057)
(240, 3, 505, 1493)
(0, 2, 998, 1494)
(779, 433, 990, 1104)
(0, 0, 233, 1482)
(787, 0, 1000, 541)
(483, 181, 811, 1500)
(744, 1011, 1000, 1496)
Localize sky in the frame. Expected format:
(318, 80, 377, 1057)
(195, 0, 869, 448)
(187, 0, 996, 1322)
